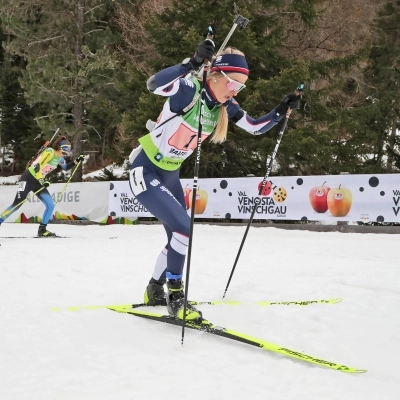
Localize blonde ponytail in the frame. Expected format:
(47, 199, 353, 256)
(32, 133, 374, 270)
(210, 106, 228, 143)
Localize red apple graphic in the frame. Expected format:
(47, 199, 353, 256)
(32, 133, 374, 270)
(183, 186, 192, 210)
(327, 184, 352, 217)
(257, 180, 272, 196)
(309, 181, 330, 213)
(189, 187, 208, 214)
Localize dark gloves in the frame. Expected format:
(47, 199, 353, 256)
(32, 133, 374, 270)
(39, 179, 50, 187)
(75, 154, 85, 163)
(191, 40, 215, 69)
(275, 93, 302, 116)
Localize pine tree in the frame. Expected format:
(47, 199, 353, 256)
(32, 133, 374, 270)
(362, 1, 400, 172)
(0, 0, 123, 180)
(0, 24, 39, 173)
(117, 0, 318, 178)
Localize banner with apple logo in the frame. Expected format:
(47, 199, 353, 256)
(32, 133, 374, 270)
(107, 174, 400, 223)
(3, 174, 398, 224)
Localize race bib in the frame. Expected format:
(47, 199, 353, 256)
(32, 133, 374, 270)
(17, 181, 27, 192)
(129, 167, 147, 196)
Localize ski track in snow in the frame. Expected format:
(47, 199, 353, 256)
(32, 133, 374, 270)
(0, 223, 399, 400)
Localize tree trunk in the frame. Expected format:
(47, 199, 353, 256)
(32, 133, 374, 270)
(0, 129, 3, 175)
(72, 97, 84, 182)
(387, 111, 397, 173)
(71, 1, 85, 183)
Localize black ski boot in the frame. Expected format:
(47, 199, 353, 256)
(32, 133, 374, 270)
(37, 223, 57, 238)
(166, 279, 202, 321)
(144, 278, 167, 306)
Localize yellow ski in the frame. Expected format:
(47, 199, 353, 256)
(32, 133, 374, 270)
(110, 306, 367, 374)
(51, 297, 342, 312)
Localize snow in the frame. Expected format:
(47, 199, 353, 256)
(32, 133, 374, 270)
(0, 175, 19, 185)
(0, 223, 399, 400)
(82, 163, 127, 180)
(0, 146, 14, 166)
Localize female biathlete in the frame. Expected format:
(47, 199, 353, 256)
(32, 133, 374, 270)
(129, 40, 301, 320)
(0, 136, 84, 237)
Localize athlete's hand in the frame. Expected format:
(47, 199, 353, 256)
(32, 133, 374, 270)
(275, 93, 302, 116)
(192, 40, 215, 67)
(75, 154, 85, 163)
(39, 179, 50, 187)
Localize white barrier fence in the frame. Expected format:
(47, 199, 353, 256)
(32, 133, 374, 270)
(0, 182, 109, 223)
(1, 174, 400, 223)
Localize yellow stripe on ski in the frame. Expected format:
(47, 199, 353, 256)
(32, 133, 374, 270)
(256, 298, 343, 306)
(221, 327, 366, 373)
(189, 298, 343, 306)
(51, 304, 133, 312)
(52, 298, 342, 311)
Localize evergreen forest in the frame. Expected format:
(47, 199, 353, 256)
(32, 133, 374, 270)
(1, 0, 400, 181)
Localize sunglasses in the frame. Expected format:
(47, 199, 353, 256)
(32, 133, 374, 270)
(219, 70, 246, 93)
(60, 143, 72, 157)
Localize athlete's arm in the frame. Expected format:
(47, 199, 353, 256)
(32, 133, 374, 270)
(147, 63, 198, 113)
(226, 99, 282, 135)
(59, 158, 75, 171)
(147, 62, 193, 94)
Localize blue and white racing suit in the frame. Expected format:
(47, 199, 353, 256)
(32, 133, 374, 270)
(129, 62, 282, 282)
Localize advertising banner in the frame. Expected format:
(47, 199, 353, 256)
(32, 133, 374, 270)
(0, 182, 109, 223)
(108, 174, 400, 223)
(2, 174, 399, 224)
(108, 181, 150, 217)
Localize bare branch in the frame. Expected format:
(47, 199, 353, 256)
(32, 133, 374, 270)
(28, 35, 65, 47)
(84, 28, 106, 37)
(84, 4, 105, 15)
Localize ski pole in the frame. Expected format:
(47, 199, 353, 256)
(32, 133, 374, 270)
(217, 2, 249, 53)
(223, 83, 305, 298)
(0, 185, 45, 220)
(194, 3, 249, 78)
(54, 160, 82, 206)
(181, 4, 249, 344)
(181, 36, 214, 346)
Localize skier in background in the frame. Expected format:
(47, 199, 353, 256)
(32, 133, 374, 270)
(0, 136, 85, 237)
(128, 40, 301, 320)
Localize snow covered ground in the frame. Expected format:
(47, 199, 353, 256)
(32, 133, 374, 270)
(0, 175, 19, 185)
(0, 223, 399, 400)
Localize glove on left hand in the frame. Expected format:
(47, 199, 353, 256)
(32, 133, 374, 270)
(75, 154, 85, 163)
(192, 40, 215, 68)
(39, 179, 50, 187)
(275, 93, 302, 116)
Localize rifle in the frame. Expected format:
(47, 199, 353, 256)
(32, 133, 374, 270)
(26, 127, 60, 169)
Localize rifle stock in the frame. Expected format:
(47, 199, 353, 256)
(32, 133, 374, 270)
(26, 127, 60, 169)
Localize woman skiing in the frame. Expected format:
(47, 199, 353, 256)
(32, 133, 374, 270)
(0, 136, 84, 237)
(128, 40, 301, 320)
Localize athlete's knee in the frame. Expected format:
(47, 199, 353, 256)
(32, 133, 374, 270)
(173, 217, 190, 238)
(170, 231, 189, 256)
(39, 193, 54, 211)
(47, 202, 55, 213)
